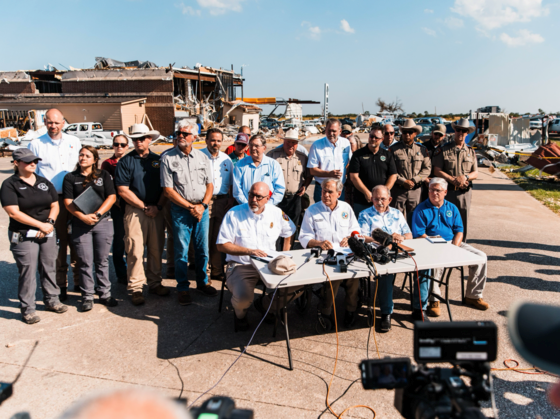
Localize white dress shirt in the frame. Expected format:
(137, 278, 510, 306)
(217, 203, 296, 264)
(299, 200, 360, 249)
(28, 132, 81, 194)
(358, 205, 411, 237)
(201, 148, 233, 196)
(307, 136, 353, 184)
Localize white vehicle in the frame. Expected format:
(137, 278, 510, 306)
(530, 118, 543, 130)
(63, 122, 125, 148)
(549, 119, 560, 132)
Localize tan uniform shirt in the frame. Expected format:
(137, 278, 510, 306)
(390, 142, 431, 185)
(432, 142, 478, 178)
(266, 147, 309, 194)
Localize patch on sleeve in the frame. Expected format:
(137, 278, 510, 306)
(282, 211, 289, 221)
(152, 161, 160, 168)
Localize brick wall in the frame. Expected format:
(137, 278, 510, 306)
(0, 82, 36, 95)
(146, 106, 175, 137)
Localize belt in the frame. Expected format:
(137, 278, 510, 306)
(212, 194, 228, 200)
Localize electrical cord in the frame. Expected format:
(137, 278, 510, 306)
(188, 259, 309, 409)
(492, 359, 560, 377)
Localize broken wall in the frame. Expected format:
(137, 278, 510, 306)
(488, 114, 509, 145)
(511, 118, 530, 143)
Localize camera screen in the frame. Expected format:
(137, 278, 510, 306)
(361, 359, 411, 389)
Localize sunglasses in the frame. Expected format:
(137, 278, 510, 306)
(384, 132, 395, 136)
(18, 159, 39, 165)
(456, 129, 469, 134)
(235, 142, 247, 147)
(113, 143, 128, 148)
(175, 131, 193, 138)
(402, 131, 415, 135)
(249, 192, 268, 201)
(433, 133, 444, 137)
(132, 136, 151, 142)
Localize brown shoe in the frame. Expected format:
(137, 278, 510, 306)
(131, 292, 145, 306)
(149, 285, 170, 297)
(178, 291, 192, 306)
(427, 301, 441, 317)
(465, 297, 489, 311)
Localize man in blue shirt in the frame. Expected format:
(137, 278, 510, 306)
(233, 135, 285, 205)
(411, 177, 489, 320)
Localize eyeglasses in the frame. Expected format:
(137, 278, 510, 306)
(113, 143, 128, 148)
(455, 129, 468, 134)
(429, 188, 445, 194)
(373, 197, 389, 202)
(175, 131, 193, 138)
(249, 192, 268, 201)
(249, 143, 264, 149)
(132, 136, 151, 142)
(384, 132, 395, 136)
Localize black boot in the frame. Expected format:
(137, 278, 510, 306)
(59, 287, 68, 302)
(380, 314, 391, 332)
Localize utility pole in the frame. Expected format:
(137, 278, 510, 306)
(323, 83, 329, 124)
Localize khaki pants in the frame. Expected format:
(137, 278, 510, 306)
(321, 278, 360, 315)
(124, 205, 165, 292)
(225, 262, 301, 318)
(391, 187, 422, 227)
(162, 201, 175, 277)
(447, 189, 471, 241)
(55, 195, 78, 287)
(429, 243, 487, 301)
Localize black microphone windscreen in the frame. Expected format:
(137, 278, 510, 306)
(372, 228, 393, 247)
(348, 236, 367, 259)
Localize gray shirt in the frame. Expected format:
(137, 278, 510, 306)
(160, 146, 213, 203)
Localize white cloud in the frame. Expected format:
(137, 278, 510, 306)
(176, 2, 201, 15)
(422, 27, 437, 37)
(302, 21, 322, 40)
(444, 16, 464, 29)
(340, 19, 355, 34)
(452, 0, 549, 30)
(500, 29, 544, 46)
(195, 0, 246, 15)
(424, 9, 434, 13)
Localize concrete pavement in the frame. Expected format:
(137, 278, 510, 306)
(0, 153, 559, 418)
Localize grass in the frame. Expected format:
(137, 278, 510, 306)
(498, 164, 560, 214)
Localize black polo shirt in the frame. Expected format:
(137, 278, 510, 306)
(348, 145, 397, 206)
(0, 174, 58, 234)
(62, 169, 116, 202)
(114, 150, 162, 205)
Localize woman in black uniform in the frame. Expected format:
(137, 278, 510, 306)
(1, 148, 68, 324)
(63, 146, 117, 312)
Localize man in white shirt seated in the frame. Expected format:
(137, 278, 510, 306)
(358, 185, 412, 333)
(299, 179, 360, 328)
(217, 182, 296, 331)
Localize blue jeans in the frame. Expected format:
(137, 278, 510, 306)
(111, 205, 127, 280)
(412, 270, 431, 310)
(171, 203, 209, 291)
(378, 274, 395, 315)
(313, 181, 345, 204)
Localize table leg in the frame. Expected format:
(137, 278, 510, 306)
(282, 307, 293, 370)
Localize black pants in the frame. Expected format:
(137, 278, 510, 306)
(275, 193, 302, 251)
(111, 205, 127, 280)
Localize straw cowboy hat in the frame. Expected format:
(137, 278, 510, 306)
(400, 119, 422, 134)
(451, 118, 476, 134)
(283, 128, 302, 141)
(128, 123, 160, 141)
(433, 124, 447, 136)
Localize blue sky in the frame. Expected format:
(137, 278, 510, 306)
(4, 0, 559, 115)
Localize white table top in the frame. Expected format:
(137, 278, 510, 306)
(249, 238, 486, 288)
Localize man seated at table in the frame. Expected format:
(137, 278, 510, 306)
(216, 182, 296, 331)
(411, 177, 489, 321)
(358, 185, 412, 332)
(299, 179, 361, 328)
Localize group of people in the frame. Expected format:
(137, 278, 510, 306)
(1, 108, 488, 333)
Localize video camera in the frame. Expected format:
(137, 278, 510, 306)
(361, 321, 498, 419)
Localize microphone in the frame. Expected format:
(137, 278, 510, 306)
(371, 228, 393, 247)
(351, 230, 366, 242)
(348, 235, 368, 259)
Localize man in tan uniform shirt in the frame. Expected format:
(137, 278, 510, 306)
(390, 119, 431, 225)
(267, 129, 311, 249)
(433, 118, 478, 240)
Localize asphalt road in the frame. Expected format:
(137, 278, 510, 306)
(0, 142, 559, 419)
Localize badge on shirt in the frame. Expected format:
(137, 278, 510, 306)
(152, 161, 160, 168)
(282, 212, 289, 221)
(446, 210, 452, 217)
(363, 156, 370, 160)
(37, 183, 48, 191)
(270, 222, 274, 228)
(341, 211, 349, 220)
(95, 178, 103, 186)
(380, 156, 386, 162)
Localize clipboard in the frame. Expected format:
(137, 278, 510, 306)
(73, 186, 103, 215)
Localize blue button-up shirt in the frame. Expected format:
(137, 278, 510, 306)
(358, 205, 411, 237)
(411, 199, 463, 241)
(380, 139, 398, 151)
(233, 155, 286, 205)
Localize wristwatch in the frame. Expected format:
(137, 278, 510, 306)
(156, 205, 163, 211)
(201, 203, 208, 210)
(95, 212, 102, 219)
(46, 218, 55, 225)
(465, 174, 470, 181)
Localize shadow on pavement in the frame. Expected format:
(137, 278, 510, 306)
(469, 239, 560, 253)
(488, 275, 560, 293)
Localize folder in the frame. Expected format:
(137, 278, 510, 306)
(73, 186, 103, 215)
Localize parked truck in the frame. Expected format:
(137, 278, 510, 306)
(63, 122, 126, 148)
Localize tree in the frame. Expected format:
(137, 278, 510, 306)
(424, 111, 429, 116)
(376, 97, 404, 113)
(538, 108, 545, 114)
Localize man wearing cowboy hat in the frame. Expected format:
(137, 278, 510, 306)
(267, 128, 311, 249)
(421, 123, 449, 203)
(115, 123, 170, 306)
(390, 119, 431, 225)
(433, 118, 478, 240)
